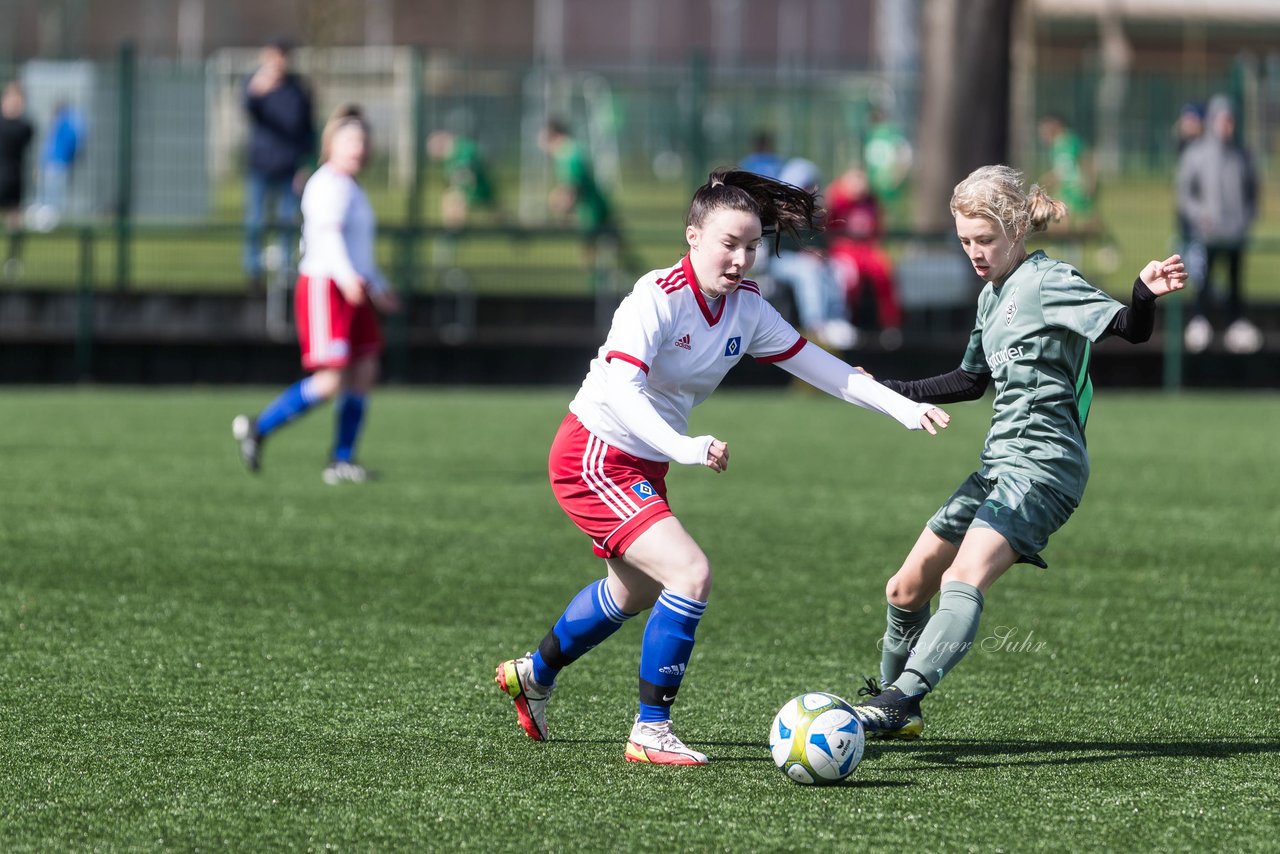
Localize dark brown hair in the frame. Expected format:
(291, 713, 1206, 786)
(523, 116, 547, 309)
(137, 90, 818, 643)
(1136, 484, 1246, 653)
(687, 167, 819, 254)
(319, 103, 370, 164)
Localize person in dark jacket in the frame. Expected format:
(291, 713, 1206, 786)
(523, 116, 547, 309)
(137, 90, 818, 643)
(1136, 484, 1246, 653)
(1176, 94, 1261, 354)
(0, 81, 34, 278)
(243, 38, 315, 289)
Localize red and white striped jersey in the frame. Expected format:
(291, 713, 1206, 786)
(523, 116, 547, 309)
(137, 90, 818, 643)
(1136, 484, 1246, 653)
(570, 254, 804, 461)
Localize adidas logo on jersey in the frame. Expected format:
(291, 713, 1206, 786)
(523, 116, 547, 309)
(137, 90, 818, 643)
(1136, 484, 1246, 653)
(674, 334, 691, 350)
(658, 662, 686, 676)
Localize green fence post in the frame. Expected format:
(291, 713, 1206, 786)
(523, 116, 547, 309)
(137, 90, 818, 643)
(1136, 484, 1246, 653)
(687, 51, 707, 193)
(388, 46, 427, 384)
(1162, 294, 1183, 391)
(115, 42, 135, 292)
(76, 226, 95, 379)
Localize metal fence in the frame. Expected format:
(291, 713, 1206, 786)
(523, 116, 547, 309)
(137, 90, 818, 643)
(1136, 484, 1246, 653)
(3, 45, 1278, 294)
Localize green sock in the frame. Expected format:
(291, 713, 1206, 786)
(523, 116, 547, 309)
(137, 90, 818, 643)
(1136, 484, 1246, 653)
(879, 602, 932, 687)
(894, 581, 984, 697)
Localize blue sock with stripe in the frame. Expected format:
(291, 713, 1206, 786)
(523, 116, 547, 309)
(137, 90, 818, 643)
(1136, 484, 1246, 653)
(532, 579, 637, 687)
(332, 393, 367, 463)
(638, 590, 707, 723)
(256, 376, 323, 438)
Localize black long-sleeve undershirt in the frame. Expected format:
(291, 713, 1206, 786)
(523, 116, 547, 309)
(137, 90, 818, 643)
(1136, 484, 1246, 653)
(880, 278, 1157, 403)
(880, 368, 989, 404)
(1104, 277, 1157, 343)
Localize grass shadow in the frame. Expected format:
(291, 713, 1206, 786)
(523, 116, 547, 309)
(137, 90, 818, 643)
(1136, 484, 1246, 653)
(866, 737, 1280, 770)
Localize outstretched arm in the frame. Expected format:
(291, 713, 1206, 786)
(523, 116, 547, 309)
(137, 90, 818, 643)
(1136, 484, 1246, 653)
(880, 368, 990, 404)
(1107, 254, 1187, 343)
(602, 360, 727, 471)
(775, 341, 950, 434)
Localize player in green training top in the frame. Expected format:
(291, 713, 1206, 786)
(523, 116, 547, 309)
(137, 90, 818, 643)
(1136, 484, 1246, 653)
(538, 117, 624, 277)
(850, 165, 1186, 739)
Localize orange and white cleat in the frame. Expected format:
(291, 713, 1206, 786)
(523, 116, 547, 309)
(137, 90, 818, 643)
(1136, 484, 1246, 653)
(495, 655, 553, 741)
(625, 718, 709, 765)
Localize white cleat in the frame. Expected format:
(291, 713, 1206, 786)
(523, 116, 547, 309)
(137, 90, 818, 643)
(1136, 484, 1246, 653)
(322, 461, 372, 485)
(1223, 318, 1263, 354)
(625, 718, 709, 765)
(1184, 315, 1213, 354)
(495, 655, 553, 741)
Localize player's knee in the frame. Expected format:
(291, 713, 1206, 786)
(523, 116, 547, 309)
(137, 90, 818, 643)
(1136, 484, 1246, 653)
(668, 552, 712, 602)
(885, 573, 929, 611)
(310, 369, 342, 400)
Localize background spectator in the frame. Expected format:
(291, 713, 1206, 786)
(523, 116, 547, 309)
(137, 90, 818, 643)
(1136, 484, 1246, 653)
(826, 165, 903, 349)
(243, 37, 315, 290)
(29, 99, 83, 231)
(427, 129, 499, 230)
(0, 81, 34, 279)
(1037, 113, 1099, 232)
(538, 117, 624, 280)
(862, 108, 912, 223)
(739, 129, 784, 180)
(770, 157, 856, 349)
(1176, 94, 1261, 353)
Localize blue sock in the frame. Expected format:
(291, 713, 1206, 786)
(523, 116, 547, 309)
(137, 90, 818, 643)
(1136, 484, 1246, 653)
(332, 393, 367, 462)
(532, 579, 637, 687)
(256, 376, 323, 437)
(638, 590, 707, 723)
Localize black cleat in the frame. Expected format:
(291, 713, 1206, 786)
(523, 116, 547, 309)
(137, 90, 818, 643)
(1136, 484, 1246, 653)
(231, 415, 262, 473)
(852, 679, 924, 740)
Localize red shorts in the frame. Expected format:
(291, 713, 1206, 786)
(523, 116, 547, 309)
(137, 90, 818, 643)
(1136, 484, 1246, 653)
(295, 274, 383, 371)
(548, 413, 673, 559)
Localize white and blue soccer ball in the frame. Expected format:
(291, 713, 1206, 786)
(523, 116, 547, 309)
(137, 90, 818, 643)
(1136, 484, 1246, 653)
(769, 692, 865, 785)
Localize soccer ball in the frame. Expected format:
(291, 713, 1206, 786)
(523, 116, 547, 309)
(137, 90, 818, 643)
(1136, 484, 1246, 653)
(769, 692, 865, 785)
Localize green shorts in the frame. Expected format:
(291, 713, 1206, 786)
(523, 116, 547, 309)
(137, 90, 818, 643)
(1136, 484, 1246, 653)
(926, 470, 1078, 568)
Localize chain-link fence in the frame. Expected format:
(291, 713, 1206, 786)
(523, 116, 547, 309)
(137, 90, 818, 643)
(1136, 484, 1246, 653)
(2, 46, 1278, 296)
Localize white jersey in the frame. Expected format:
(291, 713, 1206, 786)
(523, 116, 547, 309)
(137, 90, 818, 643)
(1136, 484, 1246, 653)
(298, 163, 387, 291)
(570, 255, 805, 461)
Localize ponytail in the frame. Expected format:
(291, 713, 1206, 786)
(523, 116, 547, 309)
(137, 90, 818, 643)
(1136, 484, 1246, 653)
(951, 164, 1066, 239)
(688, 167, 819, 254)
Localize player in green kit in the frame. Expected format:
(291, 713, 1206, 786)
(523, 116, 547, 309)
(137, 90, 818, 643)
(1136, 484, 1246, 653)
(851, 165, 1186, 738)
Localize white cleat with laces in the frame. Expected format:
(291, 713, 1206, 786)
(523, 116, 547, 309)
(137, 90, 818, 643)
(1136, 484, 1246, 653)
(625, 717, 709, 765)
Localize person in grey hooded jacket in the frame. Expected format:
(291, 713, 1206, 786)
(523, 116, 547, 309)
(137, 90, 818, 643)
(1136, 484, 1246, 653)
(1176, 94, 1261, 353)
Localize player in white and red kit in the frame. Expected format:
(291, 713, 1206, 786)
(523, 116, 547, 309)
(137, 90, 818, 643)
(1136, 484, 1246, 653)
(231, 105, 399, 484)
(497, 168, 950, 765)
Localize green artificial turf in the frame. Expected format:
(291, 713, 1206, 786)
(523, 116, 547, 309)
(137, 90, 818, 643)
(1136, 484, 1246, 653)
(1, 387, 1276, 850)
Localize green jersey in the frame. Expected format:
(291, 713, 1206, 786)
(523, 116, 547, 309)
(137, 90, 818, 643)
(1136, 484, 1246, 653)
(961, 251, 1123, 502)
(443, 136, 494, 206)
(1049, 130, 1093, 219)
(554, 139, 612, 230)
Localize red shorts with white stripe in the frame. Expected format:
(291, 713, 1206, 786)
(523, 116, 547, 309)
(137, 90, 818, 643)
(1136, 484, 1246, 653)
(295, 274, 383, 371)
(548, 413, 673, 559)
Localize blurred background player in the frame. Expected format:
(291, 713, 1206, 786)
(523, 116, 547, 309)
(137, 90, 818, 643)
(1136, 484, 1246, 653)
(861, 107, 912, 226)
(849, 165, 1185, 740)
(242, 37, 315, 291)
(0, 81, 34, 279)
(768, 157, 856, 349)
(427, 128, 499, 231)
(538, 117, 629, 282)
(29, 98, 82, 231)
(825, 164, 904, 349)
(496, 167, 948, 766)
(232, 105, 400, 484)
(738, 129, 784, 180)
(1176, 94, 1261, 354)
(1172, 101, 1205, 292)
(1036, 113, 1099, 233)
